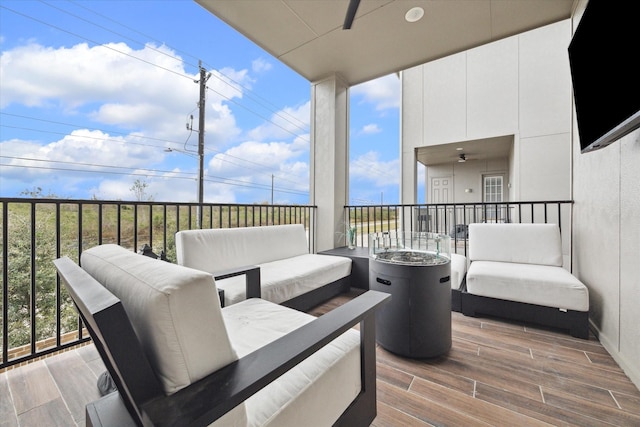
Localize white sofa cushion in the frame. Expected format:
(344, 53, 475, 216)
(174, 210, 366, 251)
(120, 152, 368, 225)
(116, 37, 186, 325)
(217, 254, 351, 306)
(466, 260, 589, 311)
(176, 224, 310, 272)
(222, 298, 361, 426)
(80, 244, 239, 396)
(469, 223, 563, 266)
(448, 253, 467, 290)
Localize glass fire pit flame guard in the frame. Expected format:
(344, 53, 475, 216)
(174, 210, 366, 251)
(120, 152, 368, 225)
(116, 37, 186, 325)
(368, 232, 451, 265)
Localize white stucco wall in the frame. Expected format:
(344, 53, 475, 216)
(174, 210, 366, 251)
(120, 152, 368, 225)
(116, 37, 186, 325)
(573, 128, 640, 390)
(571, 1, 640, 390)
(401, 20, 572, 203)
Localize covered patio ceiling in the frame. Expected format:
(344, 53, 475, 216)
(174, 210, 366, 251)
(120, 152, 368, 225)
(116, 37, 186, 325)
(195, 0, 575, 86)
(417, 135, 514, 166)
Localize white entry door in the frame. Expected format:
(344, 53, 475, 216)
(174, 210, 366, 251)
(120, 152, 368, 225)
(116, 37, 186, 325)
(431, 176, 451, 203)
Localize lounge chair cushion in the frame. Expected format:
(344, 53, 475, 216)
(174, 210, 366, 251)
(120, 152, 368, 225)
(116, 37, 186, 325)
(466, 260, 589, 311)
(222, 298, 361, 426)
(469, 223, 563, 266)
(80, 244, 239, 396)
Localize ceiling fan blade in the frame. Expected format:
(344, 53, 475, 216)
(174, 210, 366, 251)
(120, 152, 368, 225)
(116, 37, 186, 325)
(343, 0, 360, 29)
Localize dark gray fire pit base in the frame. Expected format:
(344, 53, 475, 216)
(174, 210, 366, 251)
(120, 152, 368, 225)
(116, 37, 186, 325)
(370, 256, 451, 358)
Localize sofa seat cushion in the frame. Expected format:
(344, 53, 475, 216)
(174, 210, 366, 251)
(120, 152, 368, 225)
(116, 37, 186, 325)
(80, 244, 239, 396)
(222, 298, 361, 427)
(449, 253, 467, 290)
(466, 261, 589, 312)
(217, 254, 351, 306)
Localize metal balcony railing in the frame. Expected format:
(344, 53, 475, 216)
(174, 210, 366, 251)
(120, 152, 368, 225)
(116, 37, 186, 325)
(345, 200, 574, 259)
(0, 198, 316, 370)
(1, 198, 573, 370)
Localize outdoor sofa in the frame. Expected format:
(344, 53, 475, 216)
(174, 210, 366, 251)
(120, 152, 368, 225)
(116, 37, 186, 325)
(462, 223, 589, 338)
(175, 224, 352, 310)
(54, 244, 389, 426)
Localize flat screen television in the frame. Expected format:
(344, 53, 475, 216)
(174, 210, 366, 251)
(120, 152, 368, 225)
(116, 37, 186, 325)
(568, 0, 640, 153)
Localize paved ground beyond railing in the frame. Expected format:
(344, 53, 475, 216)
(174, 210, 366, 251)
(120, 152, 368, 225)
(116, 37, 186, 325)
(0, 198, 316, 370)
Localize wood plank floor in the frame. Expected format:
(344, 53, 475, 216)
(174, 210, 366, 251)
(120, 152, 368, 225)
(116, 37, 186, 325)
(2, 289, 639, 426)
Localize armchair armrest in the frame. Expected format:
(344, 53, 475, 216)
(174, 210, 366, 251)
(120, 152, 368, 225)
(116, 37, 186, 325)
(141, 290, 391, 426)
(213, 265, 261, 302)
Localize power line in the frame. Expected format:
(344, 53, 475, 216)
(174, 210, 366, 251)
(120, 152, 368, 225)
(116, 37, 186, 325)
(1, 3, 313, 197)
(0, 113, 304, 185)
(63, 0, 308, 132)
(205, 85, 310, 143)
(0, 4, 195, 82)
(37, 0, 193, 71)
(1, 3, 308, 137)
(0, 156, 309, 196)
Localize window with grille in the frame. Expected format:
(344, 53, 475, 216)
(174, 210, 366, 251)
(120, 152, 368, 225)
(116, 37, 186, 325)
(483, 175, 503, 221)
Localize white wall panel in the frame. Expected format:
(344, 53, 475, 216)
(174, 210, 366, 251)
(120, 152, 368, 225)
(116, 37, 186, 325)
(423, 53, 467, 146)
(401, 66, 424, 152)
(518, 133, 571, 200)
(466, 37, 518, 139)
(519, 20, 572, 138)
(619, 131, 640, 386)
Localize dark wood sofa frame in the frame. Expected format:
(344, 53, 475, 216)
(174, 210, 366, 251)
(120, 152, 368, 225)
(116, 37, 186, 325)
(54, 256, 390, 427)
(459, 282, 589, 339)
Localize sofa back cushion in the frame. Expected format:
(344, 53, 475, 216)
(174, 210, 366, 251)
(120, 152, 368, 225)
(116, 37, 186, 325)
(175, 224, 310, 273)
(80, 244, 238, 395)
(469, 223, 563, 266)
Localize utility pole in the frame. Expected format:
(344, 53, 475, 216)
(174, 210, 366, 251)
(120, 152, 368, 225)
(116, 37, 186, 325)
(196, 61, 210, 228)
(271, 174, 274, 205)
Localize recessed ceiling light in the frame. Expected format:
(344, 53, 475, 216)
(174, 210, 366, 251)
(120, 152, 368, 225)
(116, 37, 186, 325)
(405, 7, 424, 23)
(456, 147, 463, 151)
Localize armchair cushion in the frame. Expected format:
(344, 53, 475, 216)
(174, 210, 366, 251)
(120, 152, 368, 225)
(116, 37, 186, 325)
(466, 260, 589, 311)
(80, 244, 238, 396)
(222, 298, 361, 426)
(469, 223, 563, 266)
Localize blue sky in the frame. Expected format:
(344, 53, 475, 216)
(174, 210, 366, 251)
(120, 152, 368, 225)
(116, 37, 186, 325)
(0, 0, 401, 205)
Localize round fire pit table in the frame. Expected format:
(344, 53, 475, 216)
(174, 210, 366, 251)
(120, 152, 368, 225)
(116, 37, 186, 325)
(369, 233, 452, 358)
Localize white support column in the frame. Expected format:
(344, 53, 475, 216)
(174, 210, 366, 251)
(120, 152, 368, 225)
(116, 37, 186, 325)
(310, 74, 350, 252)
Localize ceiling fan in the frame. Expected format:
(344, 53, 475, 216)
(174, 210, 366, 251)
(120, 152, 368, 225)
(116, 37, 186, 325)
(343, 0, 360, 29)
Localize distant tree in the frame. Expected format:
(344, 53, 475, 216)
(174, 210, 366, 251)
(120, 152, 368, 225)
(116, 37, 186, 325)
(20, 186, 57, 198)
(130, 179, 153, 201)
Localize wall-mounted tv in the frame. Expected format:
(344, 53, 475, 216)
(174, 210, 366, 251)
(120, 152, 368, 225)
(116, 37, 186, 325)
(568, 0, 640, 153)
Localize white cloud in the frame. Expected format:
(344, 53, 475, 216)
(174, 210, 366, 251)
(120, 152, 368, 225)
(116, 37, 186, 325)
(350, 151, 399, 187)
(0, 41, 244, 143)
(358, 123, 382, 135)
(247, 101, 310, 142)
(351, 73, 400, 111)
(0, 37, 312, 203)
(207, 138, 310, 199)
(0, 130, 168, 198)
(252, 58, 272, 73)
